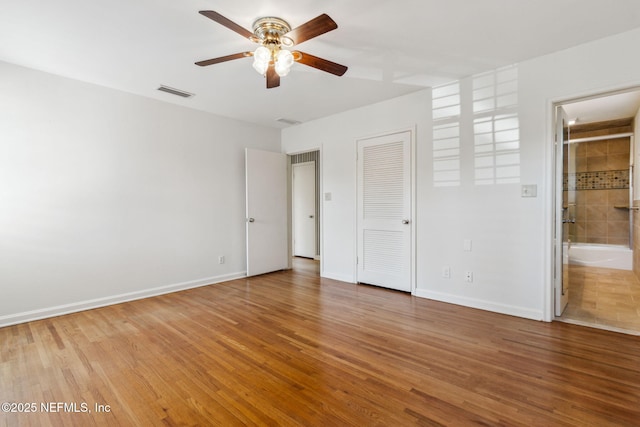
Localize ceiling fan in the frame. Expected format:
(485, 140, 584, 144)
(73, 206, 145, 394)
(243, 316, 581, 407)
(195, 11, 348, 89)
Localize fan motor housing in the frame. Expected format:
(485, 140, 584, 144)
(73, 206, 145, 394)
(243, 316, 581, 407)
(252, 17, 292, 46)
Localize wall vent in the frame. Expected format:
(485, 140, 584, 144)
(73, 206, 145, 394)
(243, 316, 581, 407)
(276, 117, 302, 125)
(157, 85, 194, 98)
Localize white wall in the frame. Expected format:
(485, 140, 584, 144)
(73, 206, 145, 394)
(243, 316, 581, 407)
(282, 28, 640, 321)
(0, 61, 280, 326)
(282, 92, 430, 283)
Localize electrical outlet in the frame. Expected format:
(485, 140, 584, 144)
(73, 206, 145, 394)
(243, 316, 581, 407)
(442, 266, 451, 279)
(218, 256, 225, 264)
(465, 271, 473, 282)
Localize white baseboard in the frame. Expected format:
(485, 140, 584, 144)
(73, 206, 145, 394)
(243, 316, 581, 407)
(0, 271, 246, 328)
(413, 289, 545, 321)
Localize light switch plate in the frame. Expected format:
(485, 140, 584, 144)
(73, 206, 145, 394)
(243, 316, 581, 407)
(521, 184, 537, 198)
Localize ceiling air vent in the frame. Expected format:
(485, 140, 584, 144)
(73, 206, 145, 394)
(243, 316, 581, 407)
(157, 85, 194, 98)
(276, 118, 302, 125)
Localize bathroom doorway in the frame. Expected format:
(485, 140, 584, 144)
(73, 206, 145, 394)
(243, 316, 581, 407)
(554, 88, 640, 334)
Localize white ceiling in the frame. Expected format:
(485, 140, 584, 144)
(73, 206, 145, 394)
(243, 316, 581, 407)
(2, 0, 640, 128)
(562, 90, 640, 125)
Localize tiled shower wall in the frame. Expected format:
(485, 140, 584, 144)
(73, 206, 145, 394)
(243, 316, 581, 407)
(563, 121, 631, 246)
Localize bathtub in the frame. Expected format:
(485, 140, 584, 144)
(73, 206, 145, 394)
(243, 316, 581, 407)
(565, 243, 632, 270)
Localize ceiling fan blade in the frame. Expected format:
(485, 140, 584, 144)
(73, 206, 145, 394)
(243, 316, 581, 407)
(199, 11, 258, 42)
(283, 14, 337, 45)
(266, 64, 280, 89)
(294, 51, 348, 76)
(195, 52, 252, 67)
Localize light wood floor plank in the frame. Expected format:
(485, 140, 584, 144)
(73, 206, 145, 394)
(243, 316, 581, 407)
(2, 260, 639, 426)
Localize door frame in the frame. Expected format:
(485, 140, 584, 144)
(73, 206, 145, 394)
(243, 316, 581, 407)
(548, 85, 640, 321)
(553, 105, 570, 316)
(286, 148, 322, 271)
(292, 161, 317, 259)
(354, 127, 417, 294)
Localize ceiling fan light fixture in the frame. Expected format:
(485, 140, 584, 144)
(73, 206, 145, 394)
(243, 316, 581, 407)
(196, 11, 348, 88)
(252, 46, 271, 75)
(275, 49, 294, 76)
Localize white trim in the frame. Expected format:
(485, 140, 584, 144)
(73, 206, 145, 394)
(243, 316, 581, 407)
(353, 139, 359, 283)
(292, 161, 317, 259)
(285, 147, 321, 156)
(543, 99, 556, 322)
(414, 289, 544, 321)
(287, 154, 293, 269)
(320, 145, 325, 276)
(550, 84, 640, 107)
(0, 271, 246, 328)
(410, 125, 417, 295)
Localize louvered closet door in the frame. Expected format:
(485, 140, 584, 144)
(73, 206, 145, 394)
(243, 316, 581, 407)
(357, 131, 411, 292)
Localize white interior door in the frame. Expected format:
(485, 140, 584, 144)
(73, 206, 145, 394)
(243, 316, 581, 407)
(245, 148, 288, 277)
(555, 106, 570, 316)
(293, 162, 316, 258)
(357, 131, 412, 292)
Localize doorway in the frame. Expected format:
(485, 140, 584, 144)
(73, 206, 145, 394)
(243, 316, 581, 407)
(292, 161, 316, 258)
(290, 150, 320, 273)
(553, 88, 640, 334)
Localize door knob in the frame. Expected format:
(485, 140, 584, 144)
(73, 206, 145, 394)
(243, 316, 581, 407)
(309, 215, 314, 218)
(402, 219, 410, 224)
(248, 218, 255, 223)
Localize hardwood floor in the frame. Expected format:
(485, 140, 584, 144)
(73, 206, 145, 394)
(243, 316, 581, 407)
(2, 260, 639, 426)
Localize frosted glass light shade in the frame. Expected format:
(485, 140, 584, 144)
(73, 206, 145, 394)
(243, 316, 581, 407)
(252, 46, 271, 75)
(275, 49, 294, 77)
